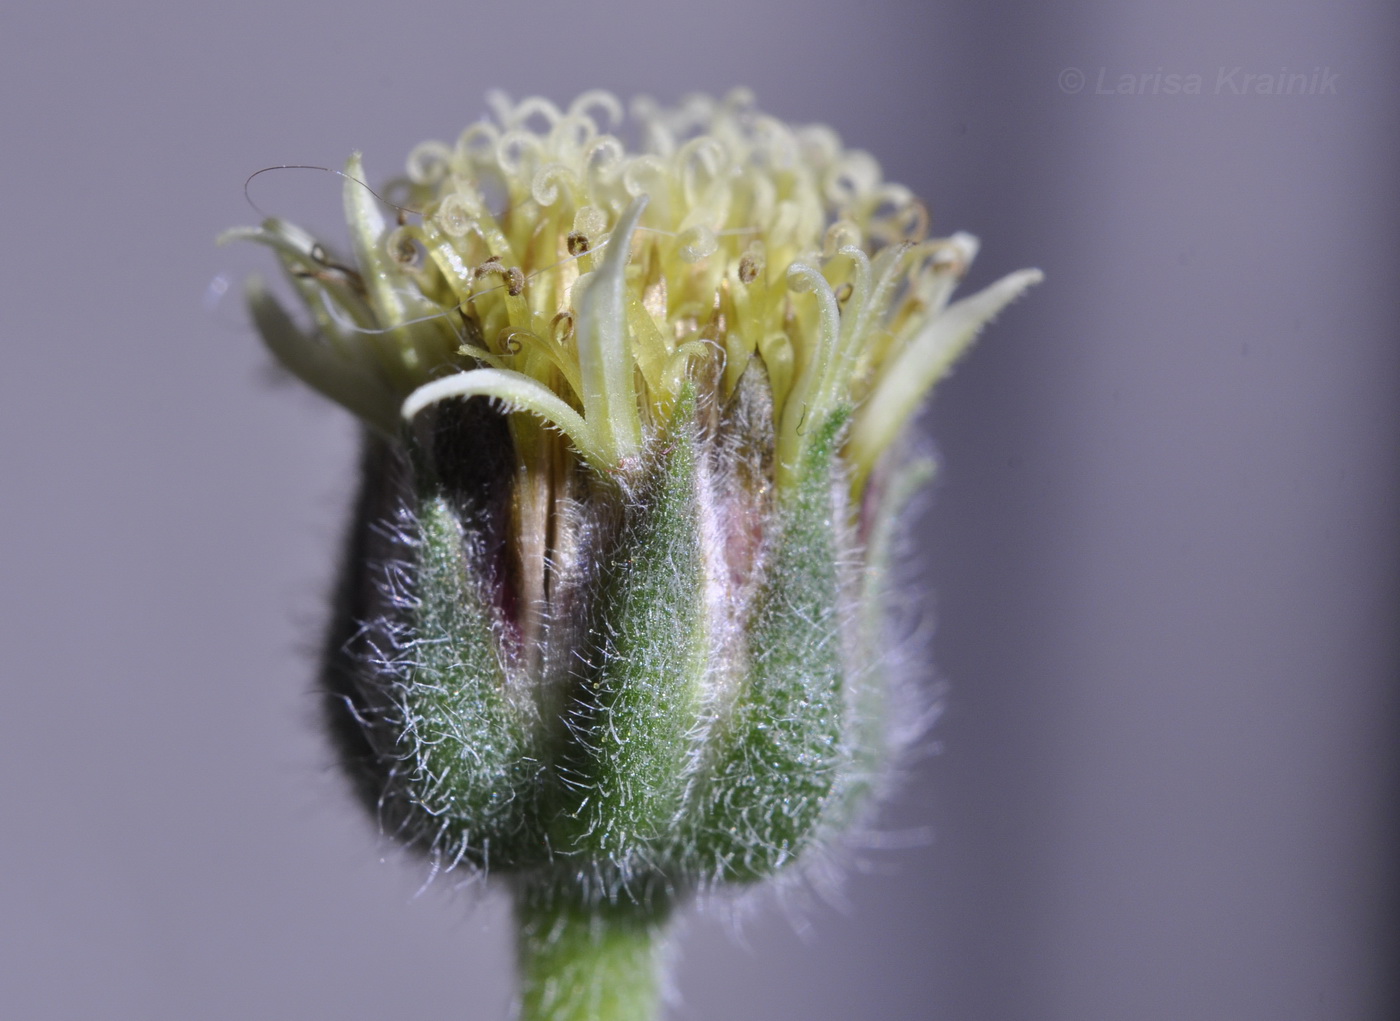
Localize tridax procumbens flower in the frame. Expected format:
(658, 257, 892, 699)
(228, 88, 1039, 1021)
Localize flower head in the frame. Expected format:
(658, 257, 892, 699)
(230, 89, 1037, 906)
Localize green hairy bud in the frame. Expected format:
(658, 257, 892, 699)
(228, 88, 1039, 1021)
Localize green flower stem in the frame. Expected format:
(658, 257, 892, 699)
(514, 883, 671, 1021)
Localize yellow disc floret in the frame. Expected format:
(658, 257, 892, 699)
(227, 89, 1040, 494)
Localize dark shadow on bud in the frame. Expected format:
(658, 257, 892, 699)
(409, 396, 519, 642)
(318, 431, 406, 821)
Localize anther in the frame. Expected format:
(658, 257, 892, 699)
(551, 312, 575, 343)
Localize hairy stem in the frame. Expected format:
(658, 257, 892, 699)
(514, 882, 672, 1021)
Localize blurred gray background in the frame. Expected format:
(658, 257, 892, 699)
(1, 1, 1396, 1018)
